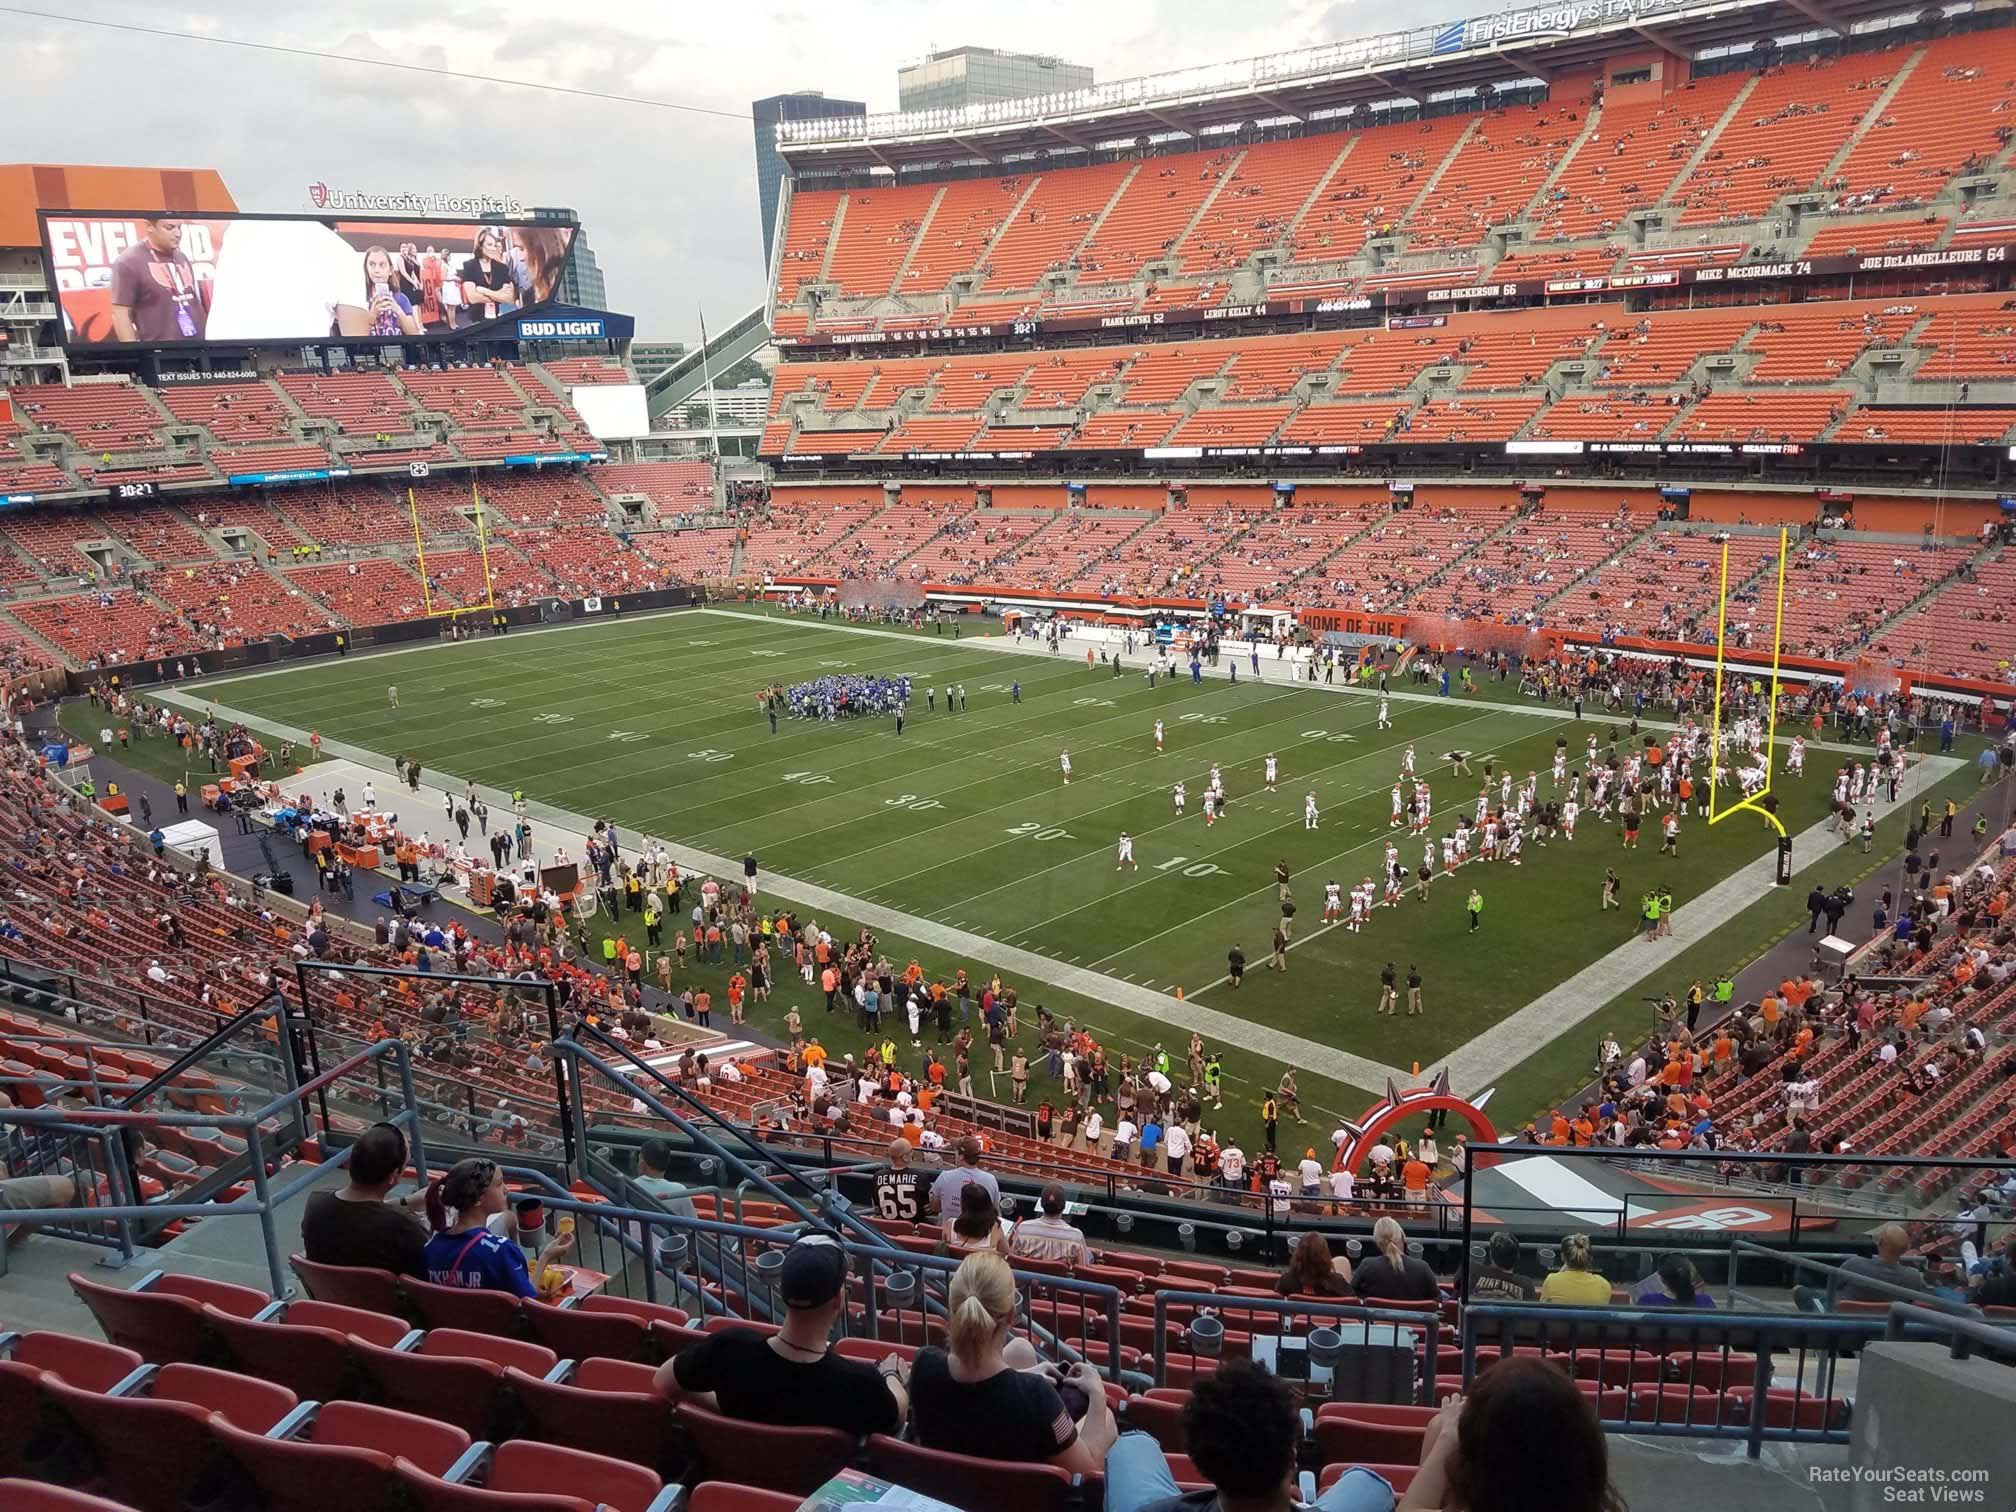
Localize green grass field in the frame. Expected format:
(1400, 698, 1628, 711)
(140, 605, 1983, 1143)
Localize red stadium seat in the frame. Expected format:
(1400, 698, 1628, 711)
(0, 1333, 143, 1478)
(1723, 1386, 1850, 1430)
(351, 1337, 508, 1437)
(503, 1363, 676, 1471)
(867, 1434, 1074, 1512)
(210, 1400, 473, 1512)
(393, 1459, 596, 1512)
(1311, 1406, 1434, 1466)
(201, 1302, 369, 1402)
(289, 1254, 406, 1316)
(524, 1298, 656, 1362)
(415, 1327, 556, 1375)
(1123, 1391, 1187, 1450)
(404, 1276, 528, 1336)
(649, 1318, 711, 1359)
(42, 1362, 297, 1512)
(0, 1482, 140, 1512)
(67, 1270, 264, 1365)
(675, 1402, 858, 1494)
(686, 1485, 801, 1512)
(482, 1439, 666, 1512)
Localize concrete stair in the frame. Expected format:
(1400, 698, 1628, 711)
(886, 185, 948, 297)
(1393, 119, 1482, 232)
(1816, 46, 1927, 188)
(1653, 74, 1762, 211)
(817, 196, 849, 284)
(1057, 163, 1144, 276)
(1164, 149, 1249, 275)
(1276, 137, 1360, 259)
(1530, 516, 1663, 613)
(1516, 98, 1606, 223)
(1859, 537, 2001, 646)
(970, 175, 1046, 286)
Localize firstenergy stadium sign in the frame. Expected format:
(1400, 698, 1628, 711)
(1437, 0, 1701, 51)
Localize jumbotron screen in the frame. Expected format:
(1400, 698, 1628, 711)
(40, 213, 578, 348)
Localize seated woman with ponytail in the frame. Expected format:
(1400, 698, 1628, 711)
(1351, 1216, 1442, 1303)
(908, 1251, 1116, 1473)
(421, 1157, 574, 1295)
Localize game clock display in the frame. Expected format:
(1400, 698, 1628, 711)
(109, 480, 159, 502)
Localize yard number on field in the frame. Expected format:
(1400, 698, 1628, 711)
(470, 698, 506, 709)
(749, 649, 785, 658)
(1154, 855, 1225, 878)
(1006, 820, 1072, 841)
(1179, 712, 1225, 725)
(884, 793, 944, 811)
(1299, 728, 1357, 743)
(688, 748, 734, 763)
(1073, 697, 1115, 709)
(532, 712, 574, 725)
(608, 731, 648, 743)
(782, 771, 835, 786)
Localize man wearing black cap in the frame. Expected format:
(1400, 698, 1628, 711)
(651, 1232, 908, 1434)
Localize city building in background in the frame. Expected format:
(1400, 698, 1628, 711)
(533, 206, 607, 309)
(630, 341, 690, 386)
(896, 46, 1093, 112)
(752, 91, 865, 266)
(693, 381, 773, 429)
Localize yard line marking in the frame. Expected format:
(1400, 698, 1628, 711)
(697, 609, 1898, 759)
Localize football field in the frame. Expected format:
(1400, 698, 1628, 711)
(155, 605, 1969, 1139)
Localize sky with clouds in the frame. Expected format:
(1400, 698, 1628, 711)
(7, 1, 1472, 343)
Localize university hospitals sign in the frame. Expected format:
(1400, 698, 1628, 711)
(305, 184, 528, 218)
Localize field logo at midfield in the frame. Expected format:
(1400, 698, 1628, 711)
(1706, 526, 1789, 839)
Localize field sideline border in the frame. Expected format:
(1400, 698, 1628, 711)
(159, 607, 1945, 1110)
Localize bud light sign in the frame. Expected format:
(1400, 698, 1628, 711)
(519, 317, 605, 340)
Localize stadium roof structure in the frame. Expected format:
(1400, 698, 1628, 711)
(0, 163, 237, 249)
(777, 0, 1932, 172)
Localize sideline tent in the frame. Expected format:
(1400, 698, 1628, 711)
(156, 819, 223, 867)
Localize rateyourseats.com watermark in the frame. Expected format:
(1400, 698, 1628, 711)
(1809, 1467, 1993, 1502)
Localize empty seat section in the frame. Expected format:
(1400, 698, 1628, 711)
(1288, 114, 1470, 265)
(1077, 150, 1238, 286)
(1174, 137, 1345, 274)
(1670, 389, 1851, 442)
(981, 163, 1134, 293)
(1825, 33, 2016, 207)
(824, 185, 939, 298)
(899, 177, 1023, 296)
(775, 189, 842, 304)
(1532, 74, 1747, 240)
(1671, 50, 1901, 225)
(1406, 98, 1589, 249)
(12, 384, 165, 451)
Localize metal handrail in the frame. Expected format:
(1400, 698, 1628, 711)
(1728, 1238, 1985, 1318)
(0, 1038, 428, 1295)
(553, 1033, 896, 1254)
(472, 1175, 1129, 1374)
(1884, 1302, 2016, 1361)
(1462, 1299, 1889, 1457)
